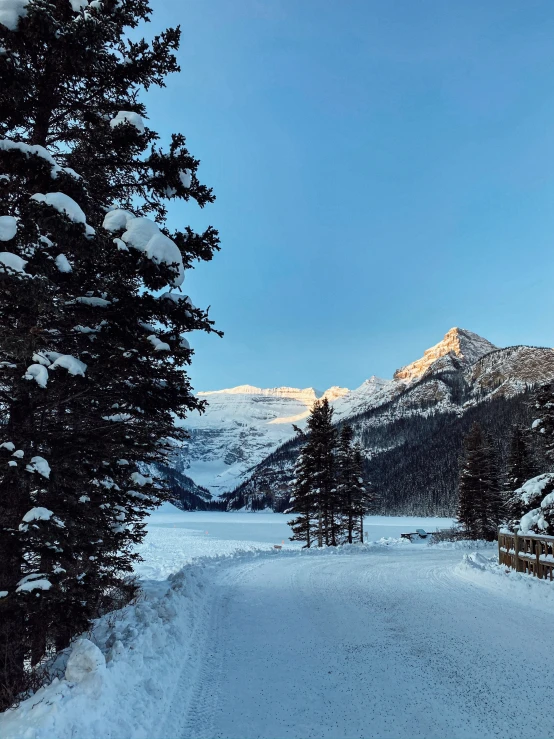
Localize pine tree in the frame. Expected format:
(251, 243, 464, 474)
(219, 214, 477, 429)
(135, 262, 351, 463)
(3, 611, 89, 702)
(531, 383, 554, 464)
(351, 443, 376, 543)
(0, 0, 219, 707)
(482, 432, 502, 539)
(286, 399, 337, 547)
(337, 425, 356, 543)
(505, 426, 535, 490)
(503, 426, 535, 523)
(312, 399, 338, 546)
(287, 441, 316, 548)
(457, 423, 501, 540)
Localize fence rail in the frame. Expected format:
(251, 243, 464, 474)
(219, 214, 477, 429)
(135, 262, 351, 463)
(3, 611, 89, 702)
(498, 531, 554, 580)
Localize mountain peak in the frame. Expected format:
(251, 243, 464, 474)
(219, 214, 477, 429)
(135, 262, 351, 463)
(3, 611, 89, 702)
(393, 327, 497, 383)
(320, 386, 350, 402)
(198, 385, 319, 401)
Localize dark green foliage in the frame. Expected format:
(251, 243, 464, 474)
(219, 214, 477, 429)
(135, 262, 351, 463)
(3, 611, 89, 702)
(457, 423, 502, 540)
(287, 399, 337, 547)
(503, 427, 536, 523)
(229, 388, 541, 517)
(0, 0, 219, 708)
(287, 416, 377, 547)
(336, 425, 357, 544)
(531, 382, 554, 463)
(287, 442, 316, 548)
(504, 427, 536, 491)
(336, 428, 375, 544)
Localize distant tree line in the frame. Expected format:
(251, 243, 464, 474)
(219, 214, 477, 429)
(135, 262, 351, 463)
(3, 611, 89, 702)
(225, 385, 540, 517)
(456, 383, 554, 539)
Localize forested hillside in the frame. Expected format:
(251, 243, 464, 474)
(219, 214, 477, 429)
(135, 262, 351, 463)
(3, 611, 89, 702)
(223, 379, 546, 516)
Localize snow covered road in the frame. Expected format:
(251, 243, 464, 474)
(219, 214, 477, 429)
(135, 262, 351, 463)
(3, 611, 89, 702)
(159, 546, 554, 739)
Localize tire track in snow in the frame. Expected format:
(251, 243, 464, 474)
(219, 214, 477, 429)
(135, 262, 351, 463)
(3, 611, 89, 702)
(156, 559, 267, 739)
(161, 547, 554, 739)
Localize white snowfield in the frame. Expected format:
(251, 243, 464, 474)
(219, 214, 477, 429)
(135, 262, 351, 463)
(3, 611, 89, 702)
(3, 510, 554, 739)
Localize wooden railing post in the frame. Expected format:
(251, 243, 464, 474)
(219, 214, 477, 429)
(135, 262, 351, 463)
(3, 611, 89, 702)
(536, 539, 542, 579)
(514, 532, 520, 572)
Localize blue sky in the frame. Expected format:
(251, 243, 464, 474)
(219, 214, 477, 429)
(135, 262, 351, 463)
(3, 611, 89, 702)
(146, 0, 554, 391)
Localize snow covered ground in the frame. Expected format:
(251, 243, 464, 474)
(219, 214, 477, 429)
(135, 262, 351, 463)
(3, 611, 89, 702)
(136, 505, 453, 578)
(4, 508, 554, 739)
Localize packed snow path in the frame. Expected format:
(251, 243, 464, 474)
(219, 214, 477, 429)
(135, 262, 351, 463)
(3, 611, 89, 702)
(158, 547, 554, 739)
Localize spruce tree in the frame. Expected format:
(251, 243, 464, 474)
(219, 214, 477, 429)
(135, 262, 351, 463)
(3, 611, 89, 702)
(312, 399, 338, 546)
(457, 423, 501, 540)
(336, 428, 374, 544)
(503, 426, 535, 522)
(337, 425, 356, 543)
(287, 441, 316, 548)
(457, 423, 486, 538)
(531, 382, 554, 464)
(351, 442, 376, 543)
(286, 399, 337, 547)
(482, 432, 502, 539)
(0, 0, 219, 707)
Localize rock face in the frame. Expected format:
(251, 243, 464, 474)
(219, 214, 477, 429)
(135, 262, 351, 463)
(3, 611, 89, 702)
(173, 329, 554, 506)
(468, 346, 554, 398)
(175, 385, 349, 495)
(394, 328, 497, 382)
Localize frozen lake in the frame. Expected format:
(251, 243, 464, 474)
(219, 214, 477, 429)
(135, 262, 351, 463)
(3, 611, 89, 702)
(137, 505, 454, 579)
(148, 506, 453, 544)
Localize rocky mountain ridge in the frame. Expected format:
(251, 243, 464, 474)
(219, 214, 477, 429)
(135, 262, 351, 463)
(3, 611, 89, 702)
(173, 327, 545, 501)
(224, 339, 554, 515)
(393, 328, 497, 382)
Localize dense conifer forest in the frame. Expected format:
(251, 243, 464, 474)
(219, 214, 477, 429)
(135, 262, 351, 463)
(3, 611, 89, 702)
(224, 386, 543, 516)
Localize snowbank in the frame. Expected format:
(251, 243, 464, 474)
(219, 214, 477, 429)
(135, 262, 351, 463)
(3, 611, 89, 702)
(0, 539, 410, 739)
(0, 215, 17, 241)
(109, 111, 145, 133)
(0, 252, 27, 274)
(429, 539, 496, 550)
(457, 550, 554, 612)
(30, 192, 95, 236)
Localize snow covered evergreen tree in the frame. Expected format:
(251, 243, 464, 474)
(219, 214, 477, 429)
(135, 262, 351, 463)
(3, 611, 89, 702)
(505, 426, 535, 491)
(351, 442, 376, 543)
(336, 426, 374, 544)
(313, 399, 338, 546)
(287, 435, 316, 548)
(0, 0, 219, 708)
(457, 423, 501, 540)
(336, 425, 356, 543)
(286, 399, 337, 547)
(482, 432, 502, 538)
(503, 426, 535, 522)
(531, 382, 554, 464)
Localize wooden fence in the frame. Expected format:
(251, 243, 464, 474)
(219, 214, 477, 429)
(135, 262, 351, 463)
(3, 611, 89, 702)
(498, 531, 554, 580)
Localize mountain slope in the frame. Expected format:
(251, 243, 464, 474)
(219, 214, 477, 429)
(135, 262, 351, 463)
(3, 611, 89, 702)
(172, 328, 554, 513)
(174, 385, 349, 495)
(223, 343, 554, 514)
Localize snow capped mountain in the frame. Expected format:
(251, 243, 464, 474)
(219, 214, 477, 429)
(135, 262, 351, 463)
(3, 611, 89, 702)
(332, 376, 396, 420)
(174, 385, 349, 495)
(228, 341, 554, 515)
(468, 345, 554, 399)
(172, 328, 554, 503)
(394, 328, 497, 382)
